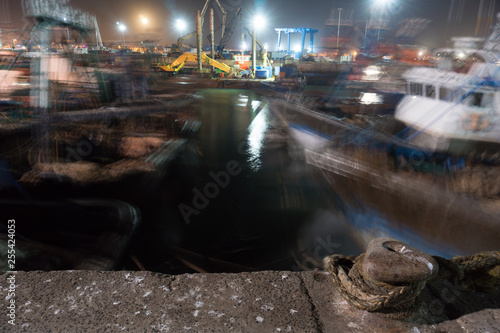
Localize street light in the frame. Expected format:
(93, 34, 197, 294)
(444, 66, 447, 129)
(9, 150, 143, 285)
(252, 14, 266, 78)
(116, 22, 126, 46)
(140, 15, 149, 25)
(253, 15, 266, 30)
(176, 19, 187, 35)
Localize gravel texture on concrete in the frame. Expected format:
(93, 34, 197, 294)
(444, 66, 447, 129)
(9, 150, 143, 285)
(1, 270, 499, 332)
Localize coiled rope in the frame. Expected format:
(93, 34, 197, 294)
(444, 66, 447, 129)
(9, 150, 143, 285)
(324, 250, 500, 319)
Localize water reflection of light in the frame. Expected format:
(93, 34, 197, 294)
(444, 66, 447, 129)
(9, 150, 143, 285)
(360, 92, 383, 105)
(238, 95, 249, 106)
(247, 107, 268, 171)
(251, 101, 261, 112)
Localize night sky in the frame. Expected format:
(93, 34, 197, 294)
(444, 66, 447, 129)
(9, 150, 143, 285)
(5, 0, 500, 49)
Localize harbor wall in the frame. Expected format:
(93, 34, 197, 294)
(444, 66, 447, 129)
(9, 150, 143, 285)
(1, 270, 498, 332)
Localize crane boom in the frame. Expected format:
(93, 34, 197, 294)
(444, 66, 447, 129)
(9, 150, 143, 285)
(156, 52, 232, 73)
(211, 0, 227, 39)
(218, 8, 241, 52)
(200, 0, 226, 39)
(175, 0, 227, 53)
(207, 7, 241, 55)
(244, 26, 264, 50)
(177, 31, 197, 52)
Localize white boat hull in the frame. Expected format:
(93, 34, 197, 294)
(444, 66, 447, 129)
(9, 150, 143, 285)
(395, 95, 500, 151)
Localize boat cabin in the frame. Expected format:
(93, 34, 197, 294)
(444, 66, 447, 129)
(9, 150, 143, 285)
(403, 66, 499, 111)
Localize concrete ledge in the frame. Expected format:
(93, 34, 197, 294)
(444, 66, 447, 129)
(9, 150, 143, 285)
(1, 271, 499, 332)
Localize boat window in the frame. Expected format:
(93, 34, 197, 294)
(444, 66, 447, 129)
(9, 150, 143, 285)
(425, 85, 436, 98)
(439, 87, 461, 102)
(409, 82, 422, 96)
(462, 91, 494, 108)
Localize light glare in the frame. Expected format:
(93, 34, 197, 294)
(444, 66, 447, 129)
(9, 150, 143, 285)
(176, 19, 187, 31)
(253, 14, 266, 30)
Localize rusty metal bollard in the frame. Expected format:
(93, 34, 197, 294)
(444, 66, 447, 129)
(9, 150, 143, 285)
(361, 238, 438, 284)
(324, 238, 439, 319)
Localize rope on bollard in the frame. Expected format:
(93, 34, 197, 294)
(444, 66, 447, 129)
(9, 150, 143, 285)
(324, 244, 500, 320)
(324, 254, 426, 319)
(432, 251, 500, 290)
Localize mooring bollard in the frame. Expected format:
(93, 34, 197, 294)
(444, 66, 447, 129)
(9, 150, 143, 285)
(324, 237, 500, 319)
(324, 237, 439, 319)
(361, 238, 438, 284)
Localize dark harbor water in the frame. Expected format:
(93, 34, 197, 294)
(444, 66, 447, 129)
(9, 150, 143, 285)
(116, 87, 500, 275)
(3, 87, 495, 273)
(120, 89, 364, 273)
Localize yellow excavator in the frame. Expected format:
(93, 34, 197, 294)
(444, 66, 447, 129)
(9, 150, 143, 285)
(155, 52, 232, 74)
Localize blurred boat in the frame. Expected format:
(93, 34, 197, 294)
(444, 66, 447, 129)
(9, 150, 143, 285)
(19, 138, 187, 203)
(395, 13, 500, 156)
(394, 65, 500, 155)
(268, 95, 500, 257)
(0, 198, 139, 271)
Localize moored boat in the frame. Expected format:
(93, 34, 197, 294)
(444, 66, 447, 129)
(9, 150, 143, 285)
(394, 13, 500, 156)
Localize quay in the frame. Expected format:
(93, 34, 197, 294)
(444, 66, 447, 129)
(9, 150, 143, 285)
(1, 262, 499, 332)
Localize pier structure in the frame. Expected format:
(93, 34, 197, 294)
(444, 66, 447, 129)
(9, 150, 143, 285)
(275, 28, 319, 53)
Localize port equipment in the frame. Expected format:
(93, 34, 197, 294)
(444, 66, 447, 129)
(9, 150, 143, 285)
(207, 7, 242, 56)
(275, 28, 318, 53)
(243, 26, 271, 67)
(155, 52, 231, 74)
(175, 31, 197, 54)
(174, 0, 227, 54)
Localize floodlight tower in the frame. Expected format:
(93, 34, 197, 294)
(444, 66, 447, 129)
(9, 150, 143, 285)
(252, 14, 265, 78)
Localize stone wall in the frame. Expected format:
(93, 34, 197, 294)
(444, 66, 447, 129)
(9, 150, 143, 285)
(1, 270, 499, 332)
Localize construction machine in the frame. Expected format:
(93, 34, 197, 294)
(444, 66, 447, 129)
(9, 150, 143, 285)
(244, 26, 271, 67)
(171, 0, 227, 56)
(171, 31, 197, 56)
(208, 7, 242, 58)
(154, 52, 232, 75)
